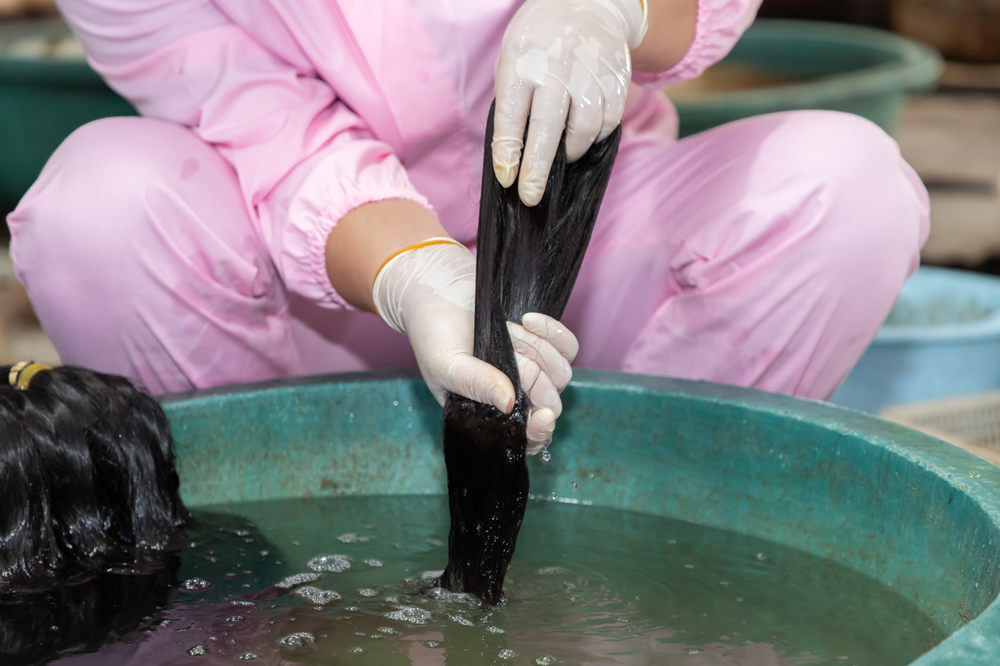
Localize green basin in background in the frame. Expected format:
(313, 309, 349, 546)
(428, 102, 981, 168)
(672, 19, 943, 137)
(163, 369, 1000, 665)
(0, 19, 942, 213)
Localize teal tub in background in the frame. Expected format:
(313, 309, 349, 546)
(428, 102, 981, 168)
(831, 267, 1000, 414)
(672, 19, 943, 137)
(163, 369, 1000, 664)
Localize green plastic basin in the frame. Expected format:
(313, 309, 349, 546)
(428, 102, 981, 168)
(673, 19, 944, 137)
(163, 369, 1000, 665)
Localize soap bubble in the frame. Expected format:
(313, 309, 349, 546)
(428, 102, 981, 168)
(307, 553, 352, 573)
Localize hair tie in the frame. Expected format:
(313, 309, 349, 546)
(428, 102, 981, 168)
(9, 361, 52, 390)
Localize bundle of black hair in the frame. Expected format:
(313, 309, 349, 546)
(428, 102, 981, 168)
(0, 363, 188, 592)
(437, 103, 621, 604)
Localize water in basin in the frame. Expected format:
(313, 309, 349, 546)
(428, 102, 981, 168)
(63, 495, 944, 665)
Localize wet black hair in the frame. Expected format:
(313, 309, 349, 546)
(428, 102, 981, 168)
(437, 104, 621, 604)
(0, 556, 180, 665)
(0, 364, 188, 592)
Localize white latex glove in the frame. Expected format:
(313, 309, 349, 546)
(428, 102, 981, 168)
(493, 0, 647, 206)
(373, 239, 580, 453)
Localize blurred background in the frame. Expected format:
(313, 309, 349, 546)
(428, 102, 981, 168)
(1, 0, 999, 451)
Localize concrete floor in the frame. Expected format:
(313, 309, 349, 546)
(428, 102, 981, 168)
(1, 86, 998, 374)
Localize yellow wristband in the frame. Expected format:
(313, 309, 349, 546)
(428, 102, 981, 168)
(9, 361, 52, 390)
(373, 237, 465, 282)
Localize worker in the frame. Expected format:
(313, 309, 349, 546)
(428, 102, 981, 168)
(7, 0, 929, 452)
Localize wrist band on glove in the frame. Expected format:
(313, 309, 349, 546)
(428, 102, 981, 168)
(371, 237, 465, 330)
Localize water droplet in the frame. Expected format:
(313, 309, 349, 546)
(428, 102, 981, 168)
(385, 606, 432, 624)
(234, 529, 250, 537)
(225, 615, 245, 624)
(550, 492, 558, 501)
(755, 552, 767, 561)
(571, 482, 578, 490)
(351, 647, 365, 654)
(294, 586, 341, 605)
(541, 448, 552, 462)
(179, 577, 212, 592)
(236, 653, 259, 661)
(187, 645, 207, 656)
(364, 559, 383, 568)
(275, 572, 320, 588)
(307, 553, 351, 573)
(486, 625, 505, 634)
(279, 632, 315, 647)
(499, 648, 517, 660)
(392, 400, 399, 407)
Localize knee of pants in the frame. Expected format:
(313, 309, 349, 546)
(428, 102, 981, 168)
(749, 110, 929, 292)
(9, 117, 228, 282)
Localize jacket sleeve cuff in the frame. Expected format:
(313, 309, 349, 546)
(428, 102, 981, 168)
(632, 0, 760, 89)
(262, 137, 434, 310)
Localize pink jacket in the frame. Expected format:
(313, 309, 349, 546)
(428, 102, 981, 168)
(57, 0, 758, 309)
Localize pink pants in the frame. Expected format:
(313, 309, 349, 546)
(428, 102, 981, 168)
(8, 111, 929, 398)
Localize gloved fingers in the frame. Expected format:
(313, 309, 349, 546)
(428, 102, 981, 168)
(516, 354, 563, 419)
(493, 65, 534, 190)
(445, 354, 516, 414)
(564, 70, 605, 162)
(595, 58, 629, 142)
(521, 312, 580, 364)
(519, 83, 571, 206)
(508, 321, 573, 393)
(526, 407, 556, 455)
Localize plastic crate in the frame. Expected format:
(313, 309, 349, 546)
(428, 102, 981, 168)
(882, 392, 1000, 466)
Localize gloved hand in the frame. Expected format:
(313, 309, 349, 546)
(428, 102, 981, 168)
(372, 239, 579, 453)
(492, 0, 647, 206)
